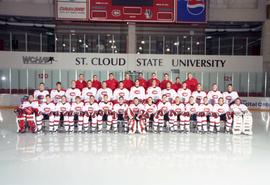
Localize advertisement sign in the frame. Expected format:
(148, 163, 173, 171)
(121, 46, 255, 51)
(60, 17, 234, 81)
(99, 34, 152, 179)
(177, 0, 207, 23)
(56, 0, 88, 20)
(241, 97, 270, 110)
(0, 51, 263, 73)
(89, 0, 175, 22)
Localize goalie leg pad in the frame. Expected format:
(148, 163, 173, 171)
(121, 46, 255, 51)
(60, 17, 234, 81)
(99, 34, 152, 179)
(243, 113, 253, 135)
(17, 115, 26, 133)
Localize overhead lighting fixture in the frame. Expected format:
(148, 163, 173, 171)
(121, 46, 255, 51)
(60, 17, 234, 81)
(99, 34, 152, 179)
(1, 76, 6, 81)
(139, 46, 142, 50)
(62, 43, 66, 47)
(141, 40, 145, 44)
(196, 42, 200, 45)
(166, 48, 170, 52)
(78, 39, 82, 43)
(174, 42, 179, 46)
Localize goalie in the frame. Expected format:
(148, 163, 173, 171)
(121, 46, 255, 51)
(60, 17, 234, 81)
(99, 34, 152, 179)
(230, 98, 253, 135)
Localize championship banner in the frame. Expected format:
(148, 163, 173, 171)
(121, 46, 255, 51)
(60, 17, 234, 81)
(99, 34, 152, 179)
(177, 0, 207, 23)
(89, 0, 175, 22)
(56, 0, 88, 21)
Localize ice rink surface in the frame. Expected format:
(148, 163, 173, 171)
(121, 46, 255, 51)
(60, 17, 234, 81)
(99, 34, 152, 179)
(0, 110, 270, 185)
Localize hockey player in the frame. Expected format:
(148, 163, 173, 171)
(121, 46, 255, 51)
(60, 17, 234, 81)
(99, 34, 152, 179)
(160, 73, 173, 90)
(192, 83, 207, 104)
(96, 81, 113, 102)
(155, 95, 172, 133)
(34, 82, 49, 103)
(177, 82, 191, 104)
(161, 82, 177, 103)
(230, 98, 253, 135)
(65, 80, 81, 103)
(170, 96, 185, 132)
(97, 95, 113, 132)
(54, 96, 71, 132)
(15, 95, 39, 133)
(197, 97, 213, 133)
(184, 73, 198, 92)
(127, 97, 145, 134)
(83, 95, 99, 132)
(36, 95, 56, 132)
(112, 96, 129, 133)
(147, 72, 161, 88)
(143, 97, 158, 132)
(137, 72, 147, 89)
(223, 84, 239, 105)
(172, 77, 182, 91)
(210, 97, 232, 133)
(92, 75, 102, 90)
(106, 73, 119, 91)
(183, 96, 198, 133)
(146, 80, 162, 103)
(207, 83, 223, 105)
(113, 81, 130, 103)
(81, 80, 97, 102)
(123, 73, 134, 91)
(130, 79, 145, 102)
(69, 96, 84, 132)
(50, 82, 65, 104)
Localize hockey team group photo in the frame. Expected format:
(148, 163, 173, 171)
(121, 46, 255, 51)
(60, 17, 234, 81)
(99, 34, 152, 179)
(15, 72, 253, 135)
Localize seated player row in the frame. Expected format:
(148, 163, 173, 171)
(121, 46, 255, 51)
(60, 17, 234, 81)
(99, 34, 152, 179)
(15, 93, 252, 136)
(33, 80, 239, 106)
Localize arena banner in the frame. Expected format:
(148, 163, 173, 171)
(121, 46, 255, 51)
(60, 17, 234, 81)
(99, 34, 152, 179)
(89, 0, 175, 22)
(56, 0, 88, 21)
(241, 97, 270, 110)
(0, 51, 263, 72)
(177, 0, 207, 23)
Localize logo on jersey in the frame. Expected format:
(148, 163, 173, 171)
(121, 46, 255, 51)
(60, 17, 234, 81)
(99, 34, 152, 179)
(212, 95, 218, 99)
(87, 92, 93, 96)
(60, 107, 66, 112)
(70, 92, 76, 96)
(75, 107, 82, 111)
(101, 91, 107, 95)
(152, 90, 158, 95)
(191, 108, 196, 112)
(218, 108, 224, 113)
(119, 92, 125, 97)
(135, 90, 140, 94)
(88, 107, 94, 113)
(226, 96, 232, 100)
(182, 92, 188, 97)
(44, 107, 51, 112)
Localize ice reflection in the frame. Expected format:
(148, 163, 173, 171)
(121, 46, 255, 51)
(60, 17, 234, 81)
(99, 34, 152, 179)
(15, 133, 253, 169)
(261, 112, 270, 132)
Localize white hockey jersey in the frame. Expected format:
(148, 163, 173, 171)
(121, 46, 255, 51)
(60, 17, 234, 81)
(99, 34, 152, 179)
(171, 103, 185, 114)
(162, 89, 177, 102)
(50, 89, 65, 103)
(157, 101, 172, 112)
(113, 88, 130, 101)
(70, 102, 84, 113)
(130, 86, 145, 100)
(192, 91, 207, 104)
(212, 103, 230, 115)
(177, 88, 191, 104)
(65, 88, 81, 103)
(144, 103, 158, 114)
(55, 102, 71, 113)
(207, 90, 223, 105)
(185, 103, 198, 114)
(99, 101, 113, 111)
(146, 87, 162, 101)
(113, 103, 129, 114)
(96, 88, 113, 101)
(83, 102, 99, 114)
(129, 103, 144, 114)
(223, 91, 239, 105)
(230, 104, 248, 115)
(33, 90, 49, 103)
(21, 100, 39, 109)
(39, 102, 56, 114)
(197, 103, 213, 115)
(81, 87, 97, 101)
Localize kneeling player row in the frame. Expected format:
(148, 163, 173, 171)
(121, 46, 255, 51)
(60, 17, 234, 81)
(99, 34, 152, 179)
(15, 94, 252, 135)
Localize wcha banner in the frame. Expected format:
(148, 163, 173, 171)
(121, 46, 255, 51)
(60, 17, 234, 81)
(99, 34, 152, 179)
(0, 51, 263, 72)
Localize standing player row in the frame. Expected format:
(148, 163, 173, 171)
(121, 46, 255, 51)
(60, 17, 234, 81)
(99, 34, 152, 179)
(33, 80, 239, 105)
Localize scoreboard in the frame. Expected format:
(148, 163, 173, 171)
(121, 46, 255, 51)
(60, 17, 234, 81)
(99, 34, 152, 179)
(89, 0, 175, 22)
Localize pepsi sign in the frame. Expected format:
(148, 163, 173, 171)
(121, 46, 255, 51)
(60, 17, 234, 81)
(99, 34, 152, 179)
(177, 0, 207, 23)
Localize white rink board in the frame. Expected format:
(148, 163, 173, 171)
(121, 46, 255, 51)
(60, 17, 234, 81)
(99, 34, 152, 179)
(0, 51, 263, 72)
(241, 97, 270, 110)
